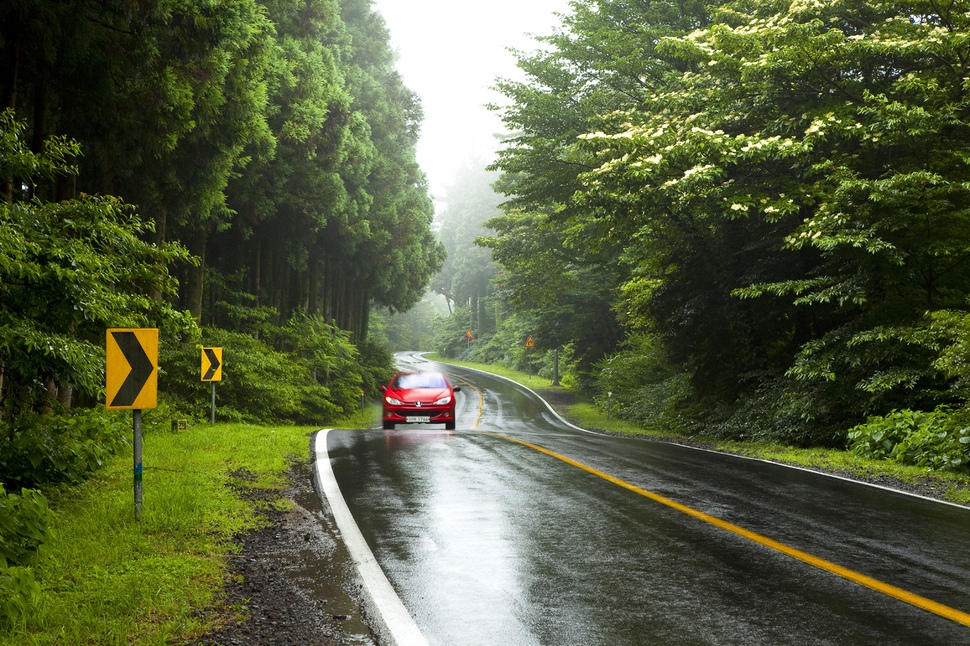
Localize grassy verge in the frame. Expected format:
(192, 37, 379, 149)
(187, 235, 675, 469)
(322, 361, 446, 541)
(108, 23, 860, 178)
(430, 354, 970, 506)
(2, 410, 376, 646)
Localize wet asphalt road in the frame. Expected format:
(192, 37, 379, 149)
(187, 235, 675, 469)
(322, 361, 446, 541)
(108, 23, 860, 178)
(325, 354, 970, 645)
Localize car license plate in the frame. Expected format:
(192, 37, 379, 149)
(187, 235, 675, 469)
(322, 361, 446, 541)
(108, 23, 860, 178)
(406, 416, 431, 423)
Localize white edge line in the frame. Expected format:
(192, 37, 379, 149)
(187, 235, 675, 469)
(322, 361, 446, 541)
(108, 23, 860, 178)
(312, 429, 430, 646)
(430, 357, 970, 512)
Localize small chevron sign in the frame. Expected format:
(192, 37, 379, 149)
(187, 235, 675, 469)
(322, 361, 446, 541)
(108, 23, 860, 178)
(201, 347, 223, 382)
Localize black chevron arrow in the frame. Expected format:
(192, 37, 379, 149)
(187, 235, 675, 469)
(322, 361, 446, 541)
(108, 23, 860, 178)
(203, 348, 221, 380)
(110, 331, 155, 407)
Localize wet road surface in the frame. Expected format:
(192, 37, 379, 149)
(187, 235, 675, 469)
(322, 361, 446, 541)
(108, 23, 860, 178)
(325, 354, 970, 645)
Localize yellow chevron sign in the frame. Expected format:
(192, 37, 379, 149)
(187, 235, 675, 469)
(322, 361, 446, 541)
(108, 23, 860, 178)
(106, 328, 158, 410)
(201, 347, 223, 382)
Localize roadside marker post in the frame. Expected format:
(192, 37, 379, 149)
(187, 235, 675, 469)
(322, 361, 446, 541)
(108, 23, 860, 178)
(201, 347, 223, 423)
(106, 328, 158, 519)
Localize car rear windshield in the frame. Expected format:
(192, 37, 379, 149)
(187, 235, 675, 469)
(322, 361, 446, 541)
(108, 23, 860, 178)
(394, 373, 447, 389)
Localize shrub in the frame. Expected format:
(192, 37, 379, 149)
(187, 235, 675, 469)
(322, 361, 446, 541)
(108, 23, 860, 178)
(0, 485, 52, 628)
(357, 338, 395, 397)
(0, 565, 40, 629)
(161, 329, 333, 424)
(847, 408, 970, 473)
(892, 422, 970, 472)
(0, 486, 52, 569)
(595, 333, 692, 432)
(0, 408, 128, 490)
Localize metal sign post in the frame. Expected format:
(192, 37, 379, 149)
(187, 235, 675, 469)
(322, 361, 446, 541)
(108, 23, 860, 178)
(201, 347, 223, 423)
(133, 410, 143, 517)
(552, 347, 560, 386)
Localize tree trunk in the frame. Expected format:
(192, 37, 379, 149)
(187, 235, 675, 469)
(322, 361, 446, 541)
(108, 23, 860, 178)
(308, 249, 319, 315)
(253, 238, 262, 309)
(2, 29, 18, 202)
(185, 229, 207, 322)
(150, 208, 167, 301)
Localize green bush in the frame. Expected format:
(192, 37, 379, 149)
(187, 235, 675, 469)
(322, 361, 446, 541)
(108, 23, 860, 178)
(0, 485, 52, 628)
(595, 333, 692, 432)
(273, 312, 364, 413)
(0, 486, 52, 569)
(161, 328, 339, 424)
(0, 408, 128, 490)
(0, 564, 40, 629)
(160, 312, 393, 424)
(847, 408, 970, 472)
(893, 422, 970, 472)
(357, 338, 395, 397)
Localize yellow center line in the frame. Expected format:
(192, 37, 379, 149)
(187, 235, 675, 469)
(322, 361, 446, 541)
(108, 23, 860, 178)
(481, 430, 970, 628)
(452, 376, 483, 430)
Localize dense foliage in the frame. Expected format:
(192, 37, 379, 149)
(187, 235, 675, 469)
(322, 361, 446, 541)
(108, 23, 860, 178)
(480, 0, 970, 450)
(1, 0, 442, 339)
(0, 0, 433, 453)
(0, 485, 51, 626)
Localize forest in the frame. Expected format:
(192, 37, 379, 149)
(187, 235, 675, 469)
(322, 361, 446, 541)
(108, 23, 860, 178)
(0, 0, 444, 493)
(430, 0, 970, 466)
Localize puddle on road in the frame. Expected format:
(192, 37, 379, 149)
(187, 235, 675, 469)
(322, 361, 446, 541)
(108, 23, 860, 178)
(284, 481, 378, 645)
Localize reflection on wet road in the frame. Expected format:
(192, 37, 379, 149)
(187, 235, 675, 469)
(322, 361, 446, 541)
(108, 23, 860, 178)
(326, 355, 970, 645)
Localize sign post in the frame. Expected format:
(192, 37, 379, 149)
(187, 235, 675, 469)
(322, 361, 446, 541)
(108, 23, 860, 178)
(106, 328, 158, 519)
(201, 347, 223, 423)
(552, 347, 560, 386)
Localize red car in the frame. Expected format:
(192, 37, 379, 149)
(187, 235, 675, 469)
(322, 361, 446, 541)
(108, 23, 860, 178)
(380, 371, 461, 430)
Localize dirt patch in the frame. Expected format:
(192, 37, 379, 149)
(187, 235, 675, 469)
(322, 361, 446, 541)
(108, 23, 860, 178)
(188, 462, 376, 646)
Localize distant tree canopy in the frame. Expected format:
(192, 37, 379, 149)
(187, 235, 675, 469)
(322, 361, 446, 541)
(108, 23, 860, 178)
(484, 0, 970, 445)
(430, 165, 502, 324)
(0, 0, 443, 343)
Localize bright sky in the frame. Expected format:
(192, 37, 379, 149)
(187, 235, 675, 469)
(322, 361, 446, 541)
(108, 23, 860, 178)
(372, 0, 572, 208)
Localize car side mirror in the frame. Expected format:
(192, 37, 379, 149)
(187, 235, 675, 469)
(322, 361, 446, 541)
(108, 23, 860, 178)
(453, 385, 461, 392)
(379, 385, 386, 392)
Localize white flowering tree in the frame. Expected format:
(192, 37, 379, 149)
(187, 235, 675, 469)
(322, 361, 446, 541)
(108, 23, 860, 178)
(567, 0, 970, 439)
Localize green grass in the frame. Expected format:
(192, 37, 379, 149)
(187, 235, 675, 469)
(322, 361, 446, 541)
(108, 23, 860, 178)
(2, 410, 375, 645)
(430, 354, 970, 506)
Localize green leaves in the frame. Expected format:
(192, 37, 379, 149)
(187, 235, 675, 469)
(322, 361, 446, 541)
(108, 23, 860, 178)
(0, 486, 52, 570)
(0, 113, 194, 413)
(489, 0, 970, 444)
(848, 408, 970, 472)
(0, 485, 51, 628)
